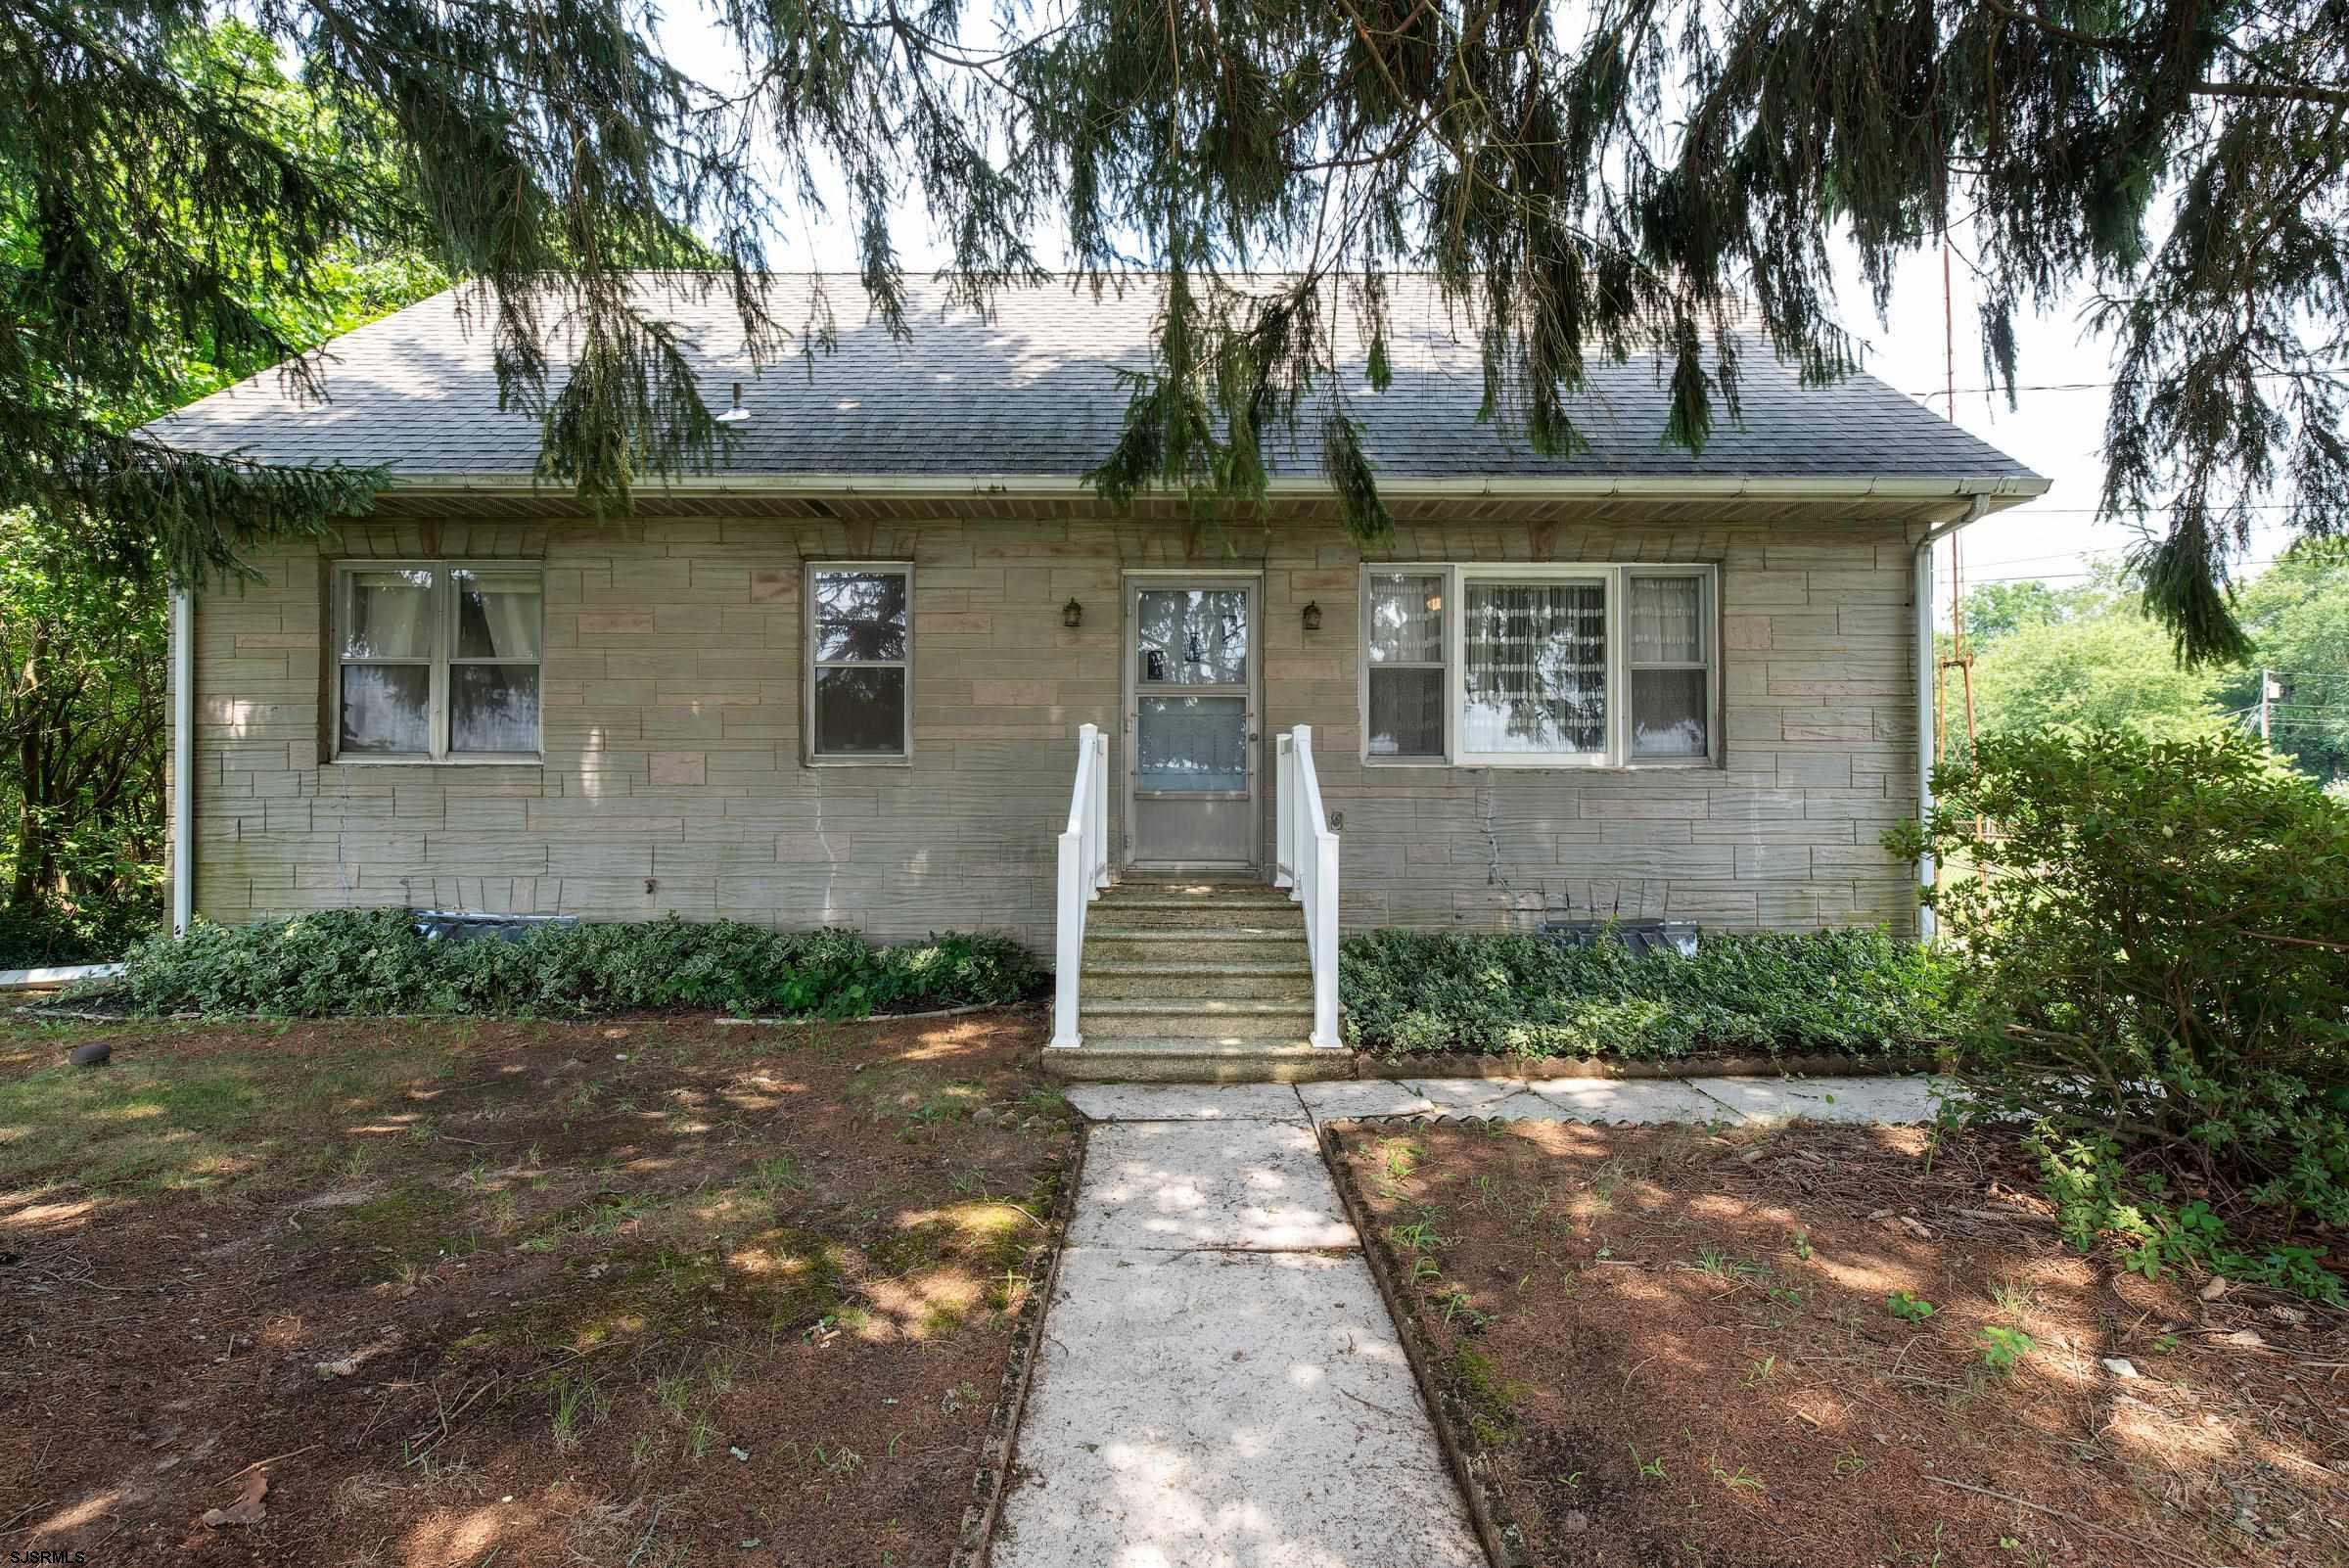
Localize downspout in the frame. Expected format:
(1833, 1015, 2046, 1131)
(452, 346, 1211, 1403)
(170, 586, 194, 936)
(1911, 495, 1990, 943)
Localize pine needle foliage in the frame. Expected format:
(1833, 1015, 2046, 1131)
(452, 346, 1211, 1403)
(7, 1, 2346, 659)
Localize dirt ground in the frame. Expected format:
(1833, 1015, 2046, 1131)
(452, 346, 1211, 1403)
(1333, 1119, 2348, 1568)
(0, 1007, 1077, 1566)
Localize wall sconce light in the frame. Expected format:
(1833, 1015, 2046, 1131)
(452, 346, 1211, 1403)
(1062, 597, 1083, 629)
(1301, 601, 1322, 633)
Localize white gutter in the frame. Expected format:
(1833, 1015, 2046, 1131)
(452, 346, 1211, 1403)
(170, 586, 195, 937)
(1911, 495, 1991, 943)
(386, 471, 2050, 504)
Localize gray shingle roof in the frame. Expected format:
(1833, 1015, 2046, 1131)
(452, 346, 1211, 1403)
(150, 274, 2043, 489)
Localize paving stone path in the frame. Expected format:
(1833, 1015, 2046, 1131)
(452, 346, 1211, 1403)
(1068, 1072, 1951, 1130)
(991, 1076, 1942, 1566)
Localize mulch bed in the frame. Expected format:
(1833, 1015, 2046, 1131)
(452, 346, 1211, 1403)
(1331, 1118, 2348, 1568)
(0, 1008, 1076, 1565)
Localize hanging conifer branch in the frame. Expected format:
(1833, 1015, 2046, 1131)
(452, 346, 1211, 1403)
(5, 0, 2344, 659)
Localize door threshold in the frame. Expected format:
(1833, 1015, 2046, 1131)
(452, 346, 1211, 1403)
(1120, 869, 1267, 884)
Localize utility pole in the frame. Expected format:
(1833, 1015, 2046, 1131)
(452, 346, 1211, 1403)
(1935, 242, 1979, 768)
(2260, 668, 2275, 743)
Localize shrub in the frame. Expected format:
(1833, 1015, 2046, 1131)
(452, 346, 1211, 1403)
(106, 911, 1043, 1020)
(0, 891, 159, 968)
(1890, 728, 2349, 1302)
(1338, 926, 1959, 1061)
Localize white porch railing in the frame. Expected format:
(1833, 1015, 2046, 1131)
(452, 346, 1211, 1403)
(1273, 725, 1343, 1049)
(1049, 722, 1112, 1048)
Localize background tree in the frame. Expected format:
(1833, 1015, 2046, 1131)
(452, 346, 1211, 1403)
(0, 19, 441, 961)
(1955, 581, 2067, 652)
(1946, 551, 2349, 782)
(0, 511, 167, 958)
(2218, 546, 2349, 784)
(1960, 572, 2237, 757)
(5, 0, 2344, 661)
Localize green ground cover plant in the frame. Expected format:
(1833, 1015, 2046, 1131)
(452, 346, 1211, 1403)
(1892, 728, 2349, 1302)
(104, 911, 1041, 1019)
(1339, 926, 1959, 1060)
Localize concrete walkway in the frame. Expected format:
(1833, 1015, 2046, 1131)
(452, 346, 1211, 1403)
(993, 1074, 1942, 1566)
(992, 1096, 1486, 1568)
(1065, 1072, 1950, 1130)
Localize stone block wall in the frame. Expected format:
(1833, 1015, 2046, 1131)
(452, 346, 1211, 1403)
(177, 508, 1926, 949)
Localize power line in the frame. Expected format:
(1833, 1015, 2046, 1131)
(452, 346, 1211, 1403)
(1975, 505, 2309, 518)
(1961, 559, 2287, 583)
(1967, 540, 2291, 572)
(1904, 366, 2349, 399)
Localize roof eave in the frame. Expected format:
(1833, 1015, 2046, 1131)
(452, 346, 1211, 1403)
(382, 471, 2051, 509)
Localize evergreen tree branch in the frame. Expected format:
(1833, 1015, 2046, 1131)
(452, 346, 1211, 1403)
(6, 0, 2344, 666)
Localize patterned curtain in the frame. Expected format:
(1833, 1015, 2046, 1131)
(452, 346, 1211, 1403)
(1462, 581, 1606, 754)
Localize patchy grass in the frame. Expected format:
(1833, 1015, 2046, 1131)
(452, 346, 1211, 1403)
(0, 1008, 1074, 1564)
(1335, 1119, 2348, 1568)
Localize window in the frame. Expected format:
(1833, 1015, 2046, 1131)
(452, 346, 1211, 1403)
(333, 562, 542, 761)
(1364, 572, 1447, 760)
(1628, 574, 1711, 759)
(806, 564, 912, 761)
(1359, 564, 1717, 768)
(1462, 576, 1609, 760)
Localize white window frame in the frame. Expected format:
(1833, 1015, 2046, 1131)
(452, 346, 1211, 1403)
(1358, 563, 1720, 770)
(1624, 567, 1719, 763)
(804, 561, 914, 764)
(329, 559, 544, 764)
(1359, 568, 1454, 766)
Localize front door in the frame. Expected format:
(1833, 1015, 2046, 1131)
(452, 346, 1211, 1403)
(1125, 576, 1260, 874)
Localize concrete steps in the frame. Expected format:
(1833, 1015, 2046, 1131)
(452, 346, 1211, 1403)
(1048, 881, 1344, 1083)
(1083, 997, 1317, 1039)
(1082, 928, 1307, 962)
(1090, 893, 1302, 928)
(1081, 960, 1313, 1002)
(1043, 1037, 1347, 1084)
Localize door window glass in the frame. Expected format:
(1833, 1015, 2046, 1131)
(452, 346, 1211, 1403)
(1136, 695, 1248, 791)
(1136, 589, 1248, 685)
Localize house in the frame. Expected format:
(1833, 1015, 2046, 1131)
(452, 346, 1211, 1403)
(153, 274, 2044, 1075)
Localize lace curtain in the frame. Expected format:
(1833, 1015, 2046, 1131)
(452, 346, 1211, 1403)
(1629, 576, 1708, 759)
(1630, 576, 1702, 663)
(1367, 573, 1445, 757)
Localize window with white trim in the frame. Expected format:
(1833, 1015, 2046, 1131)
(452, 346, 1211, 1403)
(333, 562, 543, 761)
(1359, 564, 1718, 768)
(806, 563, 912, 761)
(1364, 571, 1448, 759)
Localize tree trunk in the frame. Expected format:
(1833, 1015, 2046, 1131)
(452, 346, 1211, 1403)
(9, 628, 42, 907)
(10, 768, 41, 906)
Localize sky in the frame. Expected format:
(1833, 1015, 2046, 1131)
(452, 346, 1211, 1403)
(649, 6, 2300, 620)
(1825, 245, 2301, 614)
